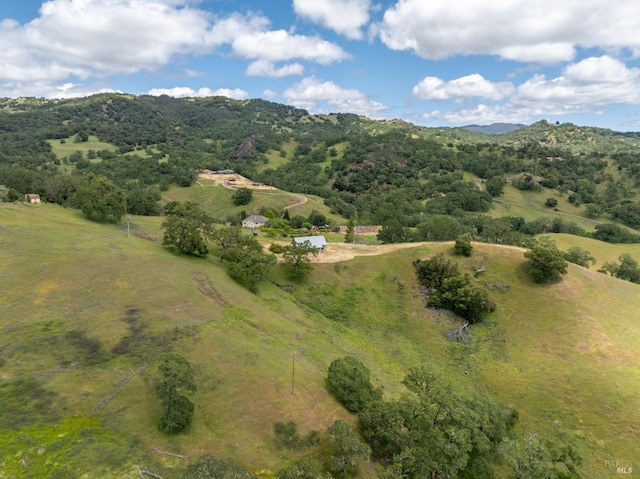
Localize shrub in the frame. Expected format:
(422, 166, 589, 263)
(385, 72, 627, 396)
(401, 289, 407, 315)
(327, 356, 382, 413)
(454, 234, 473, 256)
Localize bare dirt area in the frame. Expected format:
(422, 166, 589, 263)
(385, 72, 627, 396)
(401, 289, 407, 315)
(311, 242, 429, 263)
(197, 170, 276, 190)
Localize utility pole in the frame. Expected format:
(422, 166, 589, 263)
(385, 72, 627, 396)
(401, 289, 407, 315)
(127, 215, 130, 239)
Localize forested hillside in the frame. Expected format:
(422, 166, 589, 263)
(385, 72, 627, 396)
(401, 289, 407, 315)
(3, 93, 640, 236)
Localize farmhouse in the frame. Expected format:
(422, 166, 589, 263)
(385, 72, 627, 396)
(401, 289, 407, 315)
(242, 214, 269, 229)
(25, 194, 41, 203)
(293, 235, 327, 251)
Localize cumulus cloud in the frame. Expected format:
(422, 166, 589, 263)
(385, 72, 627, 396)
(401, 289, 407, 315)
(0, 0, 350, 97)
(231, 29, 350, 65)
(378, 0, 640, 64)
(293, 0, 371, 40)
(282, 77, 388, 117)
(146, 86, 249, 99)
(418, 56, 640, 125)
(412, 74, 514, 101)
(246, 60, 304, 78)
(514, 56, 640, 107)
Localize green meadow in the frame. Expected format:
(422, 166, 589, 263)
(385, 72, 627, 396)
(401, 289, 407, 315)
(164, 179, 341, 223)
(1, 203, 639, 478)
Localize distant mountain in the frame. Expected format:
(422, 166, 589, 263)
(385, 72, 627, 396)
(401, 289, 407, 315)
(460, 123, 526, 134)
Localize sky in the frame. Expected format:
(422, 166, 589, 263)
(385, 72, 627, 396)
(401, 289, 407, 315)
(2, 1, 640, 131)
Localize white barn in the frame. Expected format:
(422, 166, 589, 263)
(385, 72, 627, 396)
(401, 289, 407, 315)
(293, 235, 327, 251)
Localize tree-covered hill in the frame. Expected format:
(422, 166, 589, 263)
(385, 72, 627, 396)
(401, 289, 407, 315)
(3, 93, 640, 235)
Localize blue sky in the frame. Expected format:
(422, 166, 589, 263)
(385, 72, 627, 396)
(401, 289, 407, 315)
(2, 1, 640, 131)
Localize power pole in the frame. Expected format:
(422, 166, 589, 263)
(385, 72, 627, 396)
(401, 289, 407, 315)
(127, 215, 130, 239)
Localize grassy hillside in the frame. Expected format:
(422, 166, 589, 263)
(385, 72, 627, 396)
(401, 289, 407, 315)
(1, 203, 639, 478)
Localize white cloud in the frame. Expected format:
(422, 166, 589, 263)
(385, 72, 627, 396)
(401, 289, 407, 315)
(146, 86, 249, 99)
(420, 56, 640, 125)
(0, 1, 350, 96)
(379, 0, 640, 64)
(293, 0, 371, 40)
(0, 79, 119, 99)
(412, 74, 514, 101)
(231, 29, 350, 65)
(514, 56, 640, 107)
(282, 77, 388, 117)
(246, 60, 304, 78)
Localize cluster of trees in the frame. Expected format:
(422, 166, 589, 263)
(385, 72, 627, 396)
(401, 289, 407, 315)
(5, 93, 640, 239)
(183, 419, 370, 479)
(326, 356, 581, 479)
(414, 253, 496, 323)
(599, 253, 640, 283)
(155, 353, 196, 433)
(161, 201, 319, 290)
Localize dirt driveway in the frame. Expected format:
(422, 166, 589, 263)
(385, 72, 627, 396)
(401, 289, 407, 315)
(311, 242, 430, 263)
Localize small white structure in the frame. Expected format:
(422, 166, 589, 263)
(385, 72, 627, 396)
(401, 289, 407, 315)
(242, 214, 269, 228)
(293, 235, 327, 251)
(25, 194, 41, 203)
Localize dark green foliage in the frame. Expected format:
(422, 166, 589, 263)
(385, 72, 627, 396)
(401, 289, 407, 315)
(44, 174, 80, 206)
(377, 218, 408, 244)
(232, 187, 253, 206)
(486, 176, 506, 197)
(454, 233, 473, 256)
(155, 353, 196, 433)
(212, 226, 245, 261)
(327, 356, 382, 413)
(499, 435, 582, 479)
(7, 188, 19, 202)
(159, 393, 195, 433)
(125, 184, 161, 216)
(563, 246, 596, 268)
(325, 420, 371, 478)
(228, 250, 277, 293)
(599, 253, 640, 283)
(183, 455, 257, 479)
(429, 276, 496, 323)
(545, 198, 558, 207)
(414, 253, 460, 290)
(277, 459, 329, 479)
(269, 243, 284, 253)
(75, 174, 127, 223)
(162, 201, 216, 257)
(415, 254, 495, 322)
(524, 243, 568, 283)
(359, 367, 518, 479)
(592, 223, 640, 243)
(273, 421, 320, 449)
(282, 240, 318, 279)
(414, 215, 467, 241)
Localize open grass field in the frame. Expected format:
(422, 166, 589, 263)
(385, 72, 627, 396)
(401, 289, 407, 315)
(47, 134, 117, 159)
(165, 178, 342, 224)
(1, 203, 639, 478)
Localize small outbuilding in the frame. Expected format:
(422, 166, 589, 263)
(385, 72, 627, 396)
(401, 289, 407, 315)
(242, 214, 269, 229)
(293, 235, 327, 251)
(25, 194, 41, 203)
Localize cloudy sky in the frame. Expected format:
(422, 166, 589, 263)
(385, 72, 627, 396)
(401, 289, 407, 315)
(2, 0, 640, 130)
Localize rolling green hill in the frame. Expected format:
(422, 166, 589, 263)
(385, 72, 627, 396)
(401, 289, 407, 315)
(1, 203, 638, 478)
